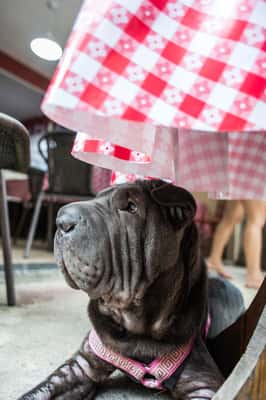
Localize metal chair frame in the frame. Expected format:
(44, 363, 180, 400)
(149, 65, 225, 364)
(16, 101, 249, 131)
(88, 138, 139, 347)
(0, 113, 30, 305)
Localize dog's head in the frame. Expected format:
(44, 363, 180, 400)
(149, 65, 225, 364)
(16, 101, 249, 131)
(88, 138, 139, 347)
(55, 180, 198, 306)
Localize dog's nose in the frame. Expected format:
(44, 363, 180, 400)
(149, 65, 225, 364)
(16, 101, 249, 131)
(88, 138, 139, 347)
(56, 207, 80, 234)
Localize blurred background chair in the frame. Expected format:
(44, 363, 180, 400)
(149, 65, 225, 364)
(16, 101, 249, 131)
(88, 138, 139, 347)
(195, 199, 225, 257)
(11, 166, 45, 244)
(0, 112, 30, 305)
(24, 131, 95, 258)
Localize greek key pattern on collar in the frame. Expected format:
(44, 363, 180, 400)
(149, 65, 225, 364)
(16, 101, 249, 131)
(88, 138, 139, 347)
(88, 330, 193, 385)
(148, 337, 194, 381)
(89, 330, 145, 381)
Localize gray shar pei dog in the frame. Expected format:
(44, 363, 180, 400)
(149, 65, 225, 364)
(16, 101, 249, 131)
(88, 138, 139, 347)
(19, 180, 244, 400)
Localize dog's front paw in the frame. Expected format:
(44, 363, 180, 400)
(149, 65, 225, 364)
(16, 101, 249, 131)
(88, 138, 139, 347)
(18, 383, 96, 400)
(18, 375, 96, 400)
(18, 388, 51, 400)
(17, 384, 54, 400)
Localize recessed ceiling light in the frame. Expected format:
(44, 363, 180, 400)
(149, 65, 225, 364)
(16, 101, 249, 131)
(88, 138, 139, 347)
(30, 37, 62, 61)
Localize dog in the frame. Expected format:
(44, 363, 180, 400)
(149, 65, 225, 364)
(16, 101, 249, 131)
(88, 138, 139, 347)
(19, 180, 244, 400)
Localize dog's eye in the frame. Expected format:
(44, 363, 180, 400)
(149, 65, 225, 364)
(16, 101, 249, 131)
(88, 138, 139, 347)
(125, 201, 138, 214)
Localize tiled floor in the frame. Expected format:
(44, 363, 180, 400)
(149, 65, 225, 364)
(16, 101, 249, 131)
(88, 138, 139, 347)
(0, 241, 262, 399)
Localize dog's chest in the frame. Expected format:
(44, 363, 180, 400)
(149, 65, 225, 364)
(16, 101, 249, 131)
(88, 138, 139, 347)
(98, 301, 171, 338)
(99, 301, 147, 334)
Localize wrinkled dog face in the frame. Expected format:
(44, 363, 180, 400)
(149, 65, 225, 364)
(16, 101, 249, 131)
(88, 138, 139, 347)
(54, 180, 196, 304)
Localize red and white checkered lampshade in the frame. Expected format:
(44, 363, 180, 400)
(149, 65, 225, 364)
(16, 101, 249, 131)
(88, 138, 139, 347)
(42, 0, 266, 199)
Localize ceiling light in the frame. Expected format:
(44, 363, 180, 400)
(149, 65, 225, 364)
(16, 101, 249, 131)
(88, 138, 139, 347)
(30, 37, 62, 61)
(30, 0, 62, 61)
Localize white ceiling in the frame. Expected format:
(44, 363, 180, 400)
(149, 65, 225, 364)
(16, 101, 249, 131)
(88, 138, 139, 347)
(0, 0, 83, 120)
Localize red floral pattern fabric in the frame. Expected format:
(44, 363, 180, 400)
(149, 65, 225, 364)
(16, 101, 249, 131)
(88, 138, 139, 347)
(41, 0, 266, 199)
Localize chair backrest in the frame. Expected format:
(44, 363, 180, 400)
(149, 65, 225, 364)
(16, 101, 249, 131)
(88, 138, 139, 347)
(38, 131, 93, 196)
(0, 113, 30, 172)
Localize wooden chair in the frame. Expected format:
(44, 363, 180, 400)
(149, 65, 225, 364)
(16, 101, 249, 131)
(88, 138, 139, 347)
(0, 113, 30, 305)
(211, 277, 266, 399)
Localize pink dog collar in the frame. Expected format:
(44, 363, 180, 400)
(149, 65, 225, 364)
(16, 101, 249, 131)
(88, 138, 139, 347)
(89, 329, 194, 390)
(89, 314, 211, 389)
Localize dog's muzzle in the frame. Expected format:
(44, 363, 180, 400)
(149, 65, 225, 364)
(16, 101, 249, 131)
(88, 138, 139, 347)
(55, 204, 103, 294)
(55, 206, 81, 290)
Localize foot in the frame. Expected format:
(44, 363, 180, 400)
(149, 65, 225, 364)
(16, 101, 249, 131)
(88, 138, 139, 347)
(245, 273, 264, 289)
(205, 258, 232, 280)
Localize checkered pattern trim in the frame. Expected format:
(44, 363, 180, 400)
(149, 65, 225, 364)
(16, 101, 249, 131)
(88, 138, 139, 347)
(41, 0, 266, 199)
(72, 130, 266, 199)
(43, 0, 266, 131)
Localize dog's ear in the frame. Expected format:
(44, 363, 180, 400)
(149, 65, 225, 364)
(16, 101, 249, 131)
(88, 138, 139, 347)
(150, 180, 197, 228)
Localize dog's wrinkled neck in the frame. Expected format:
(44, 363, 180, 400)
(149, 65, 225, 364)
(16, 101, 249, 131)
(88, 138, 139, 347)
(89, 256, 208, 360)
(96, 262, 185, 338)
(148, 263, 187, 339)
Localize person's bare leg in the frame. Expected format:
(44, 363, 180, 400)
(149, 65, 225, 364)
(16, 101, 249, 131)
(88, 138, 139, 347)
(242, 200, 266, 289)
(206, 200, 244, 279)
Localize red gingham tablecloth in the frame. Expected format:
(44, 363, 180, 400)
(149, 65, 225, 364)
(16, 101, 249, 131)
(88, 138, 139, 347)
(41, 0, 266, 199)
